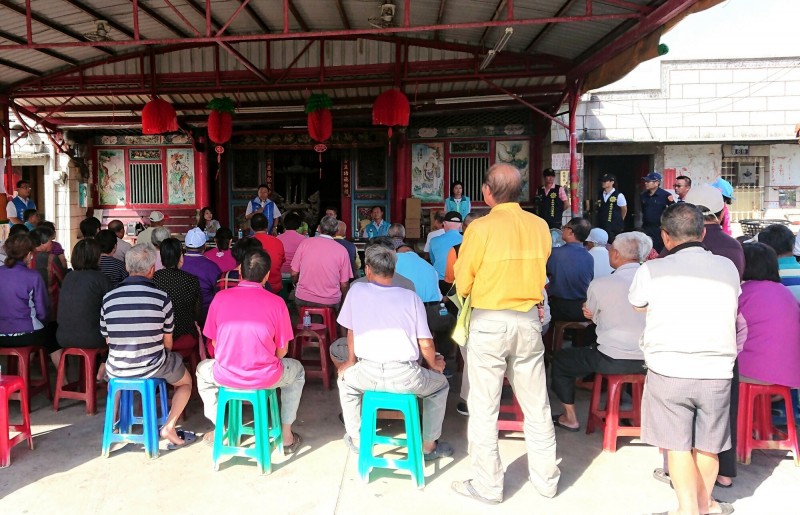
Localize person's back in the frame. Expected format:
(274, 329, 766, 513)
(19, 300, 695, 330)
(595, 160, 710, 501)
(29, 249, 65, 322)
(277, 229, 306, 274)
(395, 251, 441, 303)
(153, 267, 201, 340)
(547, 243, 594, 300)
(99, 254, 128, 288)
(702, 223, 744, 278)
(586, 264, 644, 359)
(429, 230, 462, 279)
(630, 247, 739, 378)
(335, 237, 359, 277)
(588, 246, 613, 279)
(777, 256, 800, 301)
(180, 248, 222, 315)
(57, 269, 111, 348)
(292, 234, 352, 305)
(738, 279, 800, 387)
(252, 233, 285, 293)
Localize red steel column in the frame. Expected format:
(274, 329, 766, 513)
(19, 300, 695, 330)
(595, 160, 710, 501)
(567, 82, 581, 216)
(194, 136, 210, 208)
(392, 134, 411, 222)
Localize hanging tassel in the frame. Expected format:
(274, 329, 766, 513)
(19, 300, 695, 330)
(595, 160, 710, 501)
(214, 145, 224, 181)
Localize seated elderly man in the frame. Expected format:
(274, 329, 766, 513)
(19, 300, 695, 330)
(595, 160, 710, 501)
(291, 215, 353, 309)
(151, 226, 172, 271)
(337, 244, 453, 460)
(585, 228, 613, 279)
(197, 248, 305, 451)
(100, 243, 194, 448)
(546, 217, 594, 321)
(551, 232, 652, 431)
(181, 227, 222, 324)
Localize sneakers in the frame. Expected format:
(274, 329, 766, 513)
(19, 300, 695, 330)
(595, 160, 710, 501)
(424, 441, 454, 461)
(456, 402, 469, 416)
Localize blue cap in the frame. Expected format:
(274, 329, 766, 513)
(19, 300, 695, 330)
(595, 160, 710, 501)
(711, 177, 735, 200)
(643, 172, 662, 182)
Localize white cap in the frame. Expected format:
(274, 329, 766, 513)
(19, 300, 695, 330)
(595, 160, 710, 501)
(184, 227, 206, 248)
(684, 184, 724, 213)
(149, 210, 165, 222)
(586, 228, 609, 245)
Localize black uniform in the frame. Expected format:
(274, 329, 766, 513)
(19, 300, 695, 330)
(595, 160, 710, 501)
(596, 188, 625, 243)
(640, 187, 675, 252)
(535, 185, 566, 229)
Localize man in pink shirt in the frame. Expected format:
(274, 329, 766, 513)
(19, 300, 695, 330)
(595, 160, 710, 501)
(277, 212, 306, 276)
(196, 248, 305, 452)
(291, 215, 353, 309)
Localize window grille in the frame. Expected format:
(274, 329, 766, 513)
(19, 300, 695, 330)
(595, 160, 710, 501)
(130, 162, 164, 204)
(449, 156, 489, 202)
(721, 157, 765, 221)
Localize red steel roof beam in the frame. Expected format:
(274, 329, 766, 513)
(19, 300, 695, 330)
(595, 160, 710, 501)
(133, 0, 140, 40)
(162, 0, 203, 37)
(0, 29, 78, 66)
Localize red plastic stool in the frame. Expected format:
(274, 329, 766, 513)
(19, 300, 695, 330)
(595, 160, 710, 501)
(53, 347, 106, 415)
(586, 373, 645, 452)
(0, 346, 52, 403)
(547, 321, 594, 356)
(292, 329, 332, 390)
(1, 376, 34, 467)
(737, 382, 800, 466)
(498, 378, 524, 432)
(297, 306, 337, 344)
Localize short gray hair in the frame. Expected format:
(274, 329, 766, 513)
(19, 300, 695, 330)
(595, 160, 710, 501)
(387, 223, 405, 240)
(151, 226, 171, 247)
(365, 244, 396, 277)
(613, 232, 652, 262)
(319, 215, 339, 236)
(125, 243, 157, 275)
(661, 203, 704, 243)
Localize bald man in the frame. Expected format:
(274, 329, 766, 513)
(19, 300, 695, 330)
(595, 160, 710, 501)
(452, 164, 559, 504)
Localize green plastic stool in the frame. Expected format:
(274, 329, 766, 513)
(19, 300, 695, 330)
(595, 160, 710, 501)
(212, 387, 283, 474)
(358, 391, 425, 488)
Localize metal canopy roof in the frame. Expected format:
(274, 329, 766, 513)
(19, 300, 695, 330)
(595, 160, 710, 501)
(0, 0, 708, 130)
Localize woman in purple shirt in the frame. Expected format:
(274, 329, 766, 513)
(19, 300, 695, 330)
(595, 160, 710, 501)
(737, 242, 800, 387)
(0, 233, 62, 366)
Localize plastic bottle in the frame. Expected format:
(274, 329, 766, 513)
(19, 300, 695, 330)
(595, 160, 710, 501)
(302, 313, 311, 328)
(237, 228, 243, 240)
(439, 302, 448, 316)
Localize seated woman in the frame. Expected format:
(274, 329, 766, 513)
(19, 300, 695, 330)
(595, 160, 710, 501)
(153, 238, 202, 353)
(28, 226, 67, 336)
(57, 239, 112, 349)
(204, 227, 236, 273)
(737, 242, 800, 387)
(215, 237, 264, 291)
(0, 233, 62, 366)
(198, 206, 221, 240)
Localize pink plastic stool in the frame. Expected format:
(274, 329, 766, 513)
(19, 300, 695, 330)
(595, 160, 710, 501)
(1, 375, 34, 467)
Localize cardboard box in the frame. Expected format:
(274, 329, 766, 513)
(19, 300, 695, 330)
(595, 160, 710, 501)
(404, 218, 421, 229)
(405, 198, 422, 219)
(405, 226, 422, 239)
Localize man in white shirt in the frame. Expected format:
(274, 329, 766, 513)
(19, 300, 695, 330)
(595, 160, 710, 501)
(108, 219, 132, 262)
(596, 173, 627, 243)
(628, 203, 739, 515)
(551, 232, 651, 431)
(584, 227, 614, 279)
(422, 210, 445, 260)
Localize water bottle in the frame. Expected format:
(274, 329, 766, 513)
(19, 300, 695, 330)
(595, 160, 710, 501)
(302, 313, 311, 328)
(237, 228, 243, 240)
(439, 302, 448, 316)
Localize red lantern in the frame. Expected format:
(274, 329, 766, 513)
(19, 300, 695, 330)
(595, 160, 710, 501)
(308, 109, 332, 143)
(141, 97, 178, 134)
(372, 89, 410, 138)
(208, 111, 232, 145)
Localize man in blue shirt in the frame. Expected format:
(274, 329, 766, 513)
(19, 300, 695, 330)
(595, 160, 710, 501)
(429, 211, 463, 282)
(361, 205, 391, 238)
(244, 184, 281, 234)
(546, 217, 594, 322)
(6, 180, 36, 225)
(640, 172, 675, 253)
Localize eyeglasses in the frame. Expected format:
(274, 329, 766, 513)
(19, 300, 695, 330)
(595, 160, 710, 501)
(19, 185, 31, 189)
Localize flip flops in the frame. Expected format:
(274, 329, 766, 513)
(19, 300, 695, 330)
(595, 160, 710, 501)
(653, 467, 672, 486)
(283, 432, 303, 455)
(705, 502, 735, 515)
(343, 434, 359, 454)
(166, 429, 197, 451)
(451, 480, 501, 505)
(552, 414, 580, 432)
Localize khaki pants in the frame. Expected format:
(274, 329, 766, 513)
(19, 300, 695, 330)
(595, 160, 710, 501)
(466, 307, 560, 501)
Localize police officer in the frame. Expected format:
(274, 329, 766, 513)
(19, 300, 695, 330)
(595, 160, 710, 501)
(534, 168, 570, 229)
(640, 171, 674, 252)
(595, 173, 627, 243)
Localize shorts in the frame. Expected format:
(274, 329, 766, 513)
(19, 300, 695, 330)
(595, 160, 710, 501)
(149, 351, 188, 384)
(641, 370, 731, 453)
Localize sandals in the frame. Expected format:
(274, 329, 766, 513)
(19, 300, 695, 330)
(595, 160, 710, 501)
(343, 434, 359, 454)
(283, 432, 303, 455)
(653, 467, 672, 486)
(451, 480, 501, 505)
(166, 429, 197, 451)
(705, 502, 735, 515)
(552, 414, 580, 432)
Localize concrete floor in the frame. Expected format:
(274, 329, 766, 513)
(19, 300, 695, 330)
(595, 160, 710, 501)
(1, 372, 798, 515)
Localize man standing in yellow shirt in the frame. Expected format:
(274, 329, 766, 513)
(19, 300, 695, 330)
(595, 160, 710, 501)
(451, 164, 560, 505)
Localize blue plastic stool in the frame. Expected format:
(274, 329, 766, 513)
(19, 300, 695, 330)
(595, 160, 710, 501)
(101, 378, 169, 459)
(773, 388, 800, 426)
(358, 391, 425, 488)
(212, 387, 283, 474)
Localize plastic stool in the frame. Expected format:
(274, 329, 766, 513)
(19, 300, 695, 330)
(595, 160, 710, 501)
(547, 321, 593, 356)
(101, 378, 169, 459)
(297, 306, 337, 344)
(1, 376, 33, 468)
(292, 329, 332, 390)
(358, 391, 425, 488)
(586, 373, 645, 452)
(772, 388, 800, 426)
(53, 347, 105, 415)
(0, 345, 52, 402)
(737, 383, 800, 466)
(212, 387, 283, 474)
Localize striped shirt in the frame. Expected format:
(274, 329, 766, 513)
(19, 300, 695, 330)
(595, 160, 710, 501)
(100, 276, 174, 378)
(778, 257, 800, 302)
(100, 255, 129, 289)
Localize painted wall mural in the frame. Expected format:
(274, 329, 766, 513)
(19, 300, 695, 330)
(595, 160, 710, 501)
(98, 149, 126, 206)
(495, 140, 530, 202)
(167, 149, 195, 205)
(411, 142, 444, 202)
